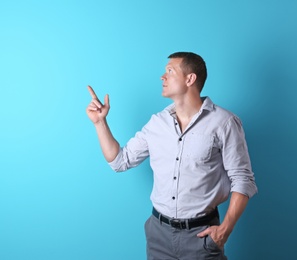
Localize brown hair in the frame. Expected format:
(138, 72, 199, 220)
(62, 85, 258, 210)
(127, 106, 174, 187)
(168, 52, 207, 92)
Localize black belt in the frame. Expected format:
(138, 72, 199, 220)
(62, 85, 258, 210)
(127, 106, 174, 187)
(152, 207, 219, 230)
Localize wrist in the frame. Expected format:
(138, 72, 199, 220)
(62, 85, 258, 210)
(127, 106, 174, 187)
(219, 219, 234, 236)
(94, 118, 107, 127)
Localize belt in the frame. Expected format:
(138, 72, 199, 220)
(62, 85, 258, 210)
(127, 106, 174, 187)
(152, 207, 219, 230)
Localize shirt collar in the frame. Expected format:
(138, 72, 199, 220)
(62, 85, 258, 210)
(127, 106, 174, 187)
(165, 96, 215, 116)
(201, 96, 215, 112)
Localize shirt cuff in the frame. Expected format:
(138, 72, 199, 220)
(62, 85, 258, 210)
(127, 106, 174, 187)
(108, 148, 124, 172)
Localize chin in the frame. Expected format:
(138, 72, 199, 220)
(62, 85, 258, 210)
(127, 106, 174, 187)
(162, 91, 169, 97)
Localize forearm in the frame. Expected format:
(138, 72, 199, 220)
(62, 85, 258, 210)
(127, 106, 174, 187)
(197, 192, 249, 247)
(94, 119, 120, 162)
(220, 192, 249, 235)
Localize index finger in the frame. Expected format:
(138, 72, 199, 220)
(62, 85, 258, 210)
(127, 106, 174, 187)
(87, 85, 98, 99)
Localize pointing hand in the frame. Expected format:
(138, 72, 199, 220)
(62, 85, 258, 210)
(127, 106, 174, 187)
(86, 85, 110, 124)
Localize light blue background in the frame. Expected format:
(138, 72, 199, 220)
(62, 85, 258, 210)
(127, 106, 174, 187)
(1, 0, 297, 259)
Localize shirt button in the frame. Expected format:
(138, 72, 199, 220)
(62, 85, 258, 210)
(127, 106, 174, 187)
(179, 138, 182, 141)
(176, 157, 179, 161)
(172, 196, 175, 200)
(173, 176, 177, 180)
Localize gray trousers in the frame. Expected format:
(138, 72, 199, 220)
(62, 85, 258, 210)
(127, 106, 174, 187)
(144, 214, 227, 260)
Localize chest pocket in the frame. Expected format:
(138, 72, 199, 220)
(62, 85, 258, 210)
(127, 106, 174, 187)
(183, 133, 214, 162)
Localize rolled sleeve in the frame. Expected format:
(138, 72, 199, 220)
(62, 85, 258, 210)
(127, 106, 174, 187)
(221, 116, 258, 198)
(108, 148, 126, 172)
(108, 128, 150, 172)
(229, 171, 258, 198)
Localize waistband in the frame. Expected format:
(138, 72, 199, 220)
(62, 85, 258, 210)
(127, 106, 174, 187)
(152, 207, 219, 230)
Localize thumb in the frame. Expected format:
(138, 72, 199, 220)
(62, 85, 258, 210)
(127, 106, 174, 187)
(197, 228, 211, 238)
(104, 94, 110, 107)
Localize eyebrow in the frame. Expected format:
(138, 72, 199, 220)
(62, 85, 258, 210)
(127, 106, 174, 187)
(166, 65, 175, 71)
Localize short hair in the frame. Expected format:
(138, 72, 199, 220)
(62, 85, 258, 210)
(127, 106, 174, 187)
(168, 52, 207, 92)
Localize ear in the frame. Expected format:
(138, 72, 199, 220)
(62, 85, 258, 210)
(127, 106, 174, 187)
(186, 73, 197, 87)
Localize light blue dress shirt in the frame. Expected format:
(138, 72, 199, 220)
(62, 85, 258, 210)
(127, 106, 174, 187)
(109, 97, 257, 219)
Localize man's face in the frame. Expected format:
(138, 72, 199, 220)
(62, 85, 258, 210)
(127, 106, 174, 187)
(161, 58, 188, 99)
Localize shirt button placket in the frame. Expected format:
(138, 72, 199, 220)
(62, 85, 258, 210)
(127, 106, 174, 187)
(172, 135, 183, 215)
(172, 155, 179, 211)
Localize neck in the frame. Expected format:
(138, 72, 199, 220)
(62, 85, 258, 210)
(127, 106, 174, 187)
(175, 95, 203, 119)
(174, 95, 203, 132)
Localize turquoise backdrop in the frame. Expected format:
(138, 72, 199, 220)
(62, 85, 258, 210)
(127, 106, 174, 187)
(1, 0, 297, 259)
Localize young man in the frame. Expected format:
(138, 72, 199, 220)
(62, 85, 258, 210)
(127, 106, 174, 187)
(86, 52, 257, 260)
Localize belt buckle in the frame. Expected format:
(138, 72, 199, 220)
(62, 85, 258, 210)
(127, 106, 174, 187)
(169, 219, 183, 229)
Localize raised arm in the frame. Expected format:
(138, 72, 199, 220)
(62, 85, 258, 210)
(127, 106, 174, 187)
(86, 85, 119, 162)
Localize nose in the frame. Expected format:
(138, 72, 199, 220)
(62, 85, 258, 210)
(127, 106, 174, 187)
(161, 73, 166, 81)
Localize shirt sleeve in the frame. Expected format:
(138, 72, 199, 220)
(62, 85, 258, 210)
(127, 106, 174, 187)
(220, 116, 258, 198)
(108, 126, 150, 172)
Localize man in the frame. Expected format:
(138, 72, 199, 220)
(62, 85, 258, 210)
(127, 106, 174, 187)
(86, 52, 257, 260)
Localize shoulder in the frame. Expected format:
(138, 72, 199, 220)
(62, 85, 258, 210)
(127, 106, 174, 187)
(150, 103, 174, 121)
(203, 97, 244, 134)
(205, 97, 239, 120)
(141, 103, 174, 132)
